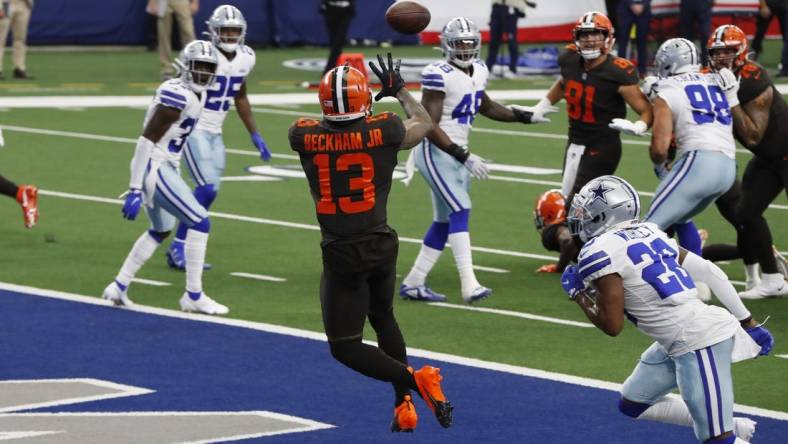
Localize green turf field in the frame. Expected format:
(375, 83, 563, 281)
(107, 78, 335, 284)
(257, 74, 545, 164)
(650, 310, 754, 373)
(0, 44, 786, 413)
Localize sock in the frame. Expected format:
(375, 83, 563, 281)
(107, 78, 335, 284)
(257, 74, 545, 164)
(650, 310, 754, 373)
(116, 231, 162, 287)
(173, 223, 189, 244)
(636, 396, 693, 427)
(448, 231, 480, 294)
(762, 272, 784, 287)
(0, 174, 18, 198)
(402, 222, 448, 287)
(675, 221, 702, 256)
(744, 263, 760, 283)
(184, 224, 209, 295)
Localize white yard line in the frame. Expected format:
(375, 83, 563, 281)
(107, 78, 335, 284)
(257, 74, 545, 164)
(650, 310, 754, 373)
(230, 272, 287, 283)
(2, 281, 785, 421)
(472, 265, 510, 274)
(427, 302, 594, 328)
(130, 278, 171, 287)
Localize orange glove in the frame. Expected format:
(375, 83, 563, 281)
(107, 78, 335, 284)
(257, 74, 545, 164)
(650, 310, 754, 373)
(536, 263, 559, 273)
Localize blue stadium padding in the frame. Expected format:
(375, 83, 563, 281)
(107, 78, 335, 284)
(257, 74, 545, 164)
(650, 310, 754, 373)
(1, 288, 786, 443)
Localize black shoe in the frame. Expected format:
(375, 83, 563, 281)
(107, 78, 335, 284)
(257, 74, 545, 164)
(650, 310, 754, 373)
(13, 68, 33, 79)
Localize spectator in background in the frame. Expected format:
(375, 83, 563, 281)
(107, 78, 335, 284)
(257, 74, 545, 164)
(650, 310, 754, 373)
(679, 0, 713, 66)
(616, 0, 650, 76)
(605, 0, 621, 30)
(149, 0, 198, 80)
(0, 0, 34, 79)
(485, 0, 536, 79)
(752, 0, 788, 75)
(321, 0, 355, 74)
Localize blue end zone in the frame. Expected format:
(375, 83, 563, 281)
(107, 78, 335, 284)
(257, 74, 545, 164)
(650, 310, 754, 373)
(1, 288, 786, 443)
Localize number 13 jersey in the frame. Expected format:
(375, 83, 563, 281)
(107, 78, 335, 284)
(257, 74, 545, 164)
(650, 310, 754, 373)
(196, 45, 256, 134)
(289, 112, 406, 240)
(578, 221, 738, 357)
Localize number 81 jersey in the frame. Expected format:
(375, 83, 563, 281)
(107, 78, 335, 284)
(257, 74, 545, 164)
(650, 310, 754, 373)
(196, 45, 256, 134)
(578, 221, 738, 357)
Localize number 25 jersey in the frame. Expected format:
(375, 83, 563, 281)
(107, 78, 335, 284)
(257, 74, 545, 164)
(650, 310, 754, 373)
(196, 45, 256, 134)
(578, 221, 738, 357)
(289, 112, 406, 240)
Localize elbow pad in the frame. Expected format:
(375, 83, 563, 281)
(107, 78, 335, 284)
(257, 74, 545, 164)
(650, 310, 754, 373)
(682, 251, 751, 321)
(129, 136, 155, 190)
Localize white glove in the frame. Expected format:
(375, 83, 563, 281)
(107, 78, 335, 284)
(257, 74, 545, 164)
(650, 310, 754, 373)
(640, 75, 659, 102)
(609, 118, 648, 136)
(718, 68, 740, 108)
(464, 153, 489, 180)
(509, 98, 560, 124)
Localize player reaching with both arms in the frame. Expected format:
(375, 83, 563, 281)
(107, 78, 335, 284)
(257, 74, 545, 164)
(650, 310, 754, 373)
(165, 5, 272, 270)
(289, 54, 453, 433)
(400, 16, 559, 303)
(103, 41, 228, 315)
(561, 175, 773, 444)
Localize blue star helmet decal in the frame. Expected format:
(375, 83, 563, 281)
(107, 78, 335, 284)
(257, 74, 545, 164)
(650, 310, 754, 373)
(590, 183, 611, 203)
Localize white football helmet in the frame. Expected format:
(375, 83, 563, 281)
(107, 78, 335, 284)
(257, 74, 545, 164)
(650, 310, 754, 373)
(567, 175, 641, 242)
(654, 38, 700, 78)
(440, 17, 481, 68)
(175, 40, 218, 93)
(207, 4, 247, 53)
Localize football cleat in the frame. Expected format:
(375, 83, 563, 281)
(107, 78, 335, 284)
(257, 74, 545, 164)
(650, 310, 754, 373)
(399, 284, 447, 302)
(15, 185, 38, 228)
(390, 394, 418, 433)
(739, 274, 788, 299)
(410, 365, 453, 428)
(462, 286, 492, 304)
(166, 244, 212, 271)
(179, 292, 229, 315)
(102, 281, 134, 307)
(773, 246, 788, 282)
(733, 417, 757, 441)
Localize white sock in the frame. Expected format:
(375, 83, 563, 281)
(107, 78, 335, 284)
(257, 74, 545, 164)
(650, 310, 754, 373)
(744, 263, 760, 282)
(448, 231, 480, 294)
(403, 244, 443, 287)
(184, 229, 209, 294)
(637, 396, 693, 427)
(734, 438, 750, 444)
(116, 232, 161, 287)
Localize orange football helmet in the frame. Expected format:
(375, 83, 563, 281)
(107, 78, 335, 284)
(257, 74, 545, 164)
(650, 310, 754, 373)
(534, 189, 567, 232)
(572, 11, 615, 60)
(707, 25, 749, 71)
(318, 65, 372, 122)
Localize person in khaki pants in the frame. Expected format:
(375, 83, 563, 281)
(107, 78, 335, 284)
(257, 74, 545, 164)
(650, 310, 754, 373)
(149, 0, 198, 80)
(0, 0, 34, 79)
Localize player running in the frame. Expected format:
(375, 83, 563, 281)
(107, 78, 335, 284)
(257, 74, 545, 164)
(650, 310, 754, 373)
(102, 41, 228, 315)
(561, 175, 773, 444)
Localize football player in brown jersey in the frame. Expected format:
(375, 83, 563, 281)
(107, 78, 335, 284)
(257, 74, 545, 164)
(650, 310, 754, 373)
(533, 189, 580, 273)
(288, 54, 453, 432)
(705, 25, 788, 298)
(531, 11, 652, 204)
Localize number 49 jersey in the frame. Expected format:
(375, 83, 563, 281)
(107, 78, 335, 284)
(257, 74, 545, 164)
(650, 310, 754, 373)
(578, 221, 738, 357)
(142, 79, 203, 161)
(196, 45, 256, 134)
(655, 72, 736, 160)
(420, 60, 489, 147)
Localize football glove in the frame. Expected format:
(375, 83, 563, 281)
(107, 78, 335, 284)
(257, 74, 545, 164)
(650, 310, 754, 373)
(251, 132, 271, 161)
(745, 324, 774, 356)
(121, 189, 143, 220)
(368, 53, 404, 101)
(640, 75, 659, 102)
(464, 153, 490, 180)
(718, 68, 740, 108)
(609, 118, 648, 136)
(560, 265, 585, 300)
(536, 263, 559, 273)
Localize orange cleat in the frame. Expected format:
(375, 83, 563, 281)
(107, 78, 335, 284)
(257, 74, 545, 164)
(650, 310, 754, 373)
(410, 365, 453, 428)
(390, 394, 417, 433)
(15, 185, 38, 228)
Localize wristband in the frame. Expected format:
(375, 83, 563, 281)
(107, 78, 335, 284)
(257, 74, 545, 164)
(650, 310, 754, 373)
(445, 143, 470, 163)
(512, 107, 533, 124)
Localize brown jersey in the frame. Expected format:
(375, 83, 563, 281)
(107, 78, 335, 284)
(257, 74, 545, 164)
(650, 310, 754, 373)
(559, 49, 639, 145)
(289, 112, 406, 240)
(736, 61, 788, 160)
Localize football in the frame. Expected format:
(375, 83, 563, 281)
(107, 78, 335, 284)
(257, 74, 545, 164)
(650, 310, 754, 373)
(385, 1, 431, 34)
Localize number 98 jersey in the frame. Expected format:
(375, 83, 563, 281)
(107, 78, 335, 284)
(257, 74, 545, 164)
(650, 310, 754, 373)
(655, 72, 736, 160)
(143, 79, 203, 160)
(420, 60, 489, 146)
(578, 221, 738, 357)
(196, 45, 256, 134)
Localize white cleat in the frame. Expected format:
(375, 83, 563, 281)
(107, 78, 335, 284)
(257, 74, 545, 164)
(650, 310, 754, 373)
(739, 274, 788, 299)
(179, 293, 229, 315)
(102, 281, 134, 307)
(733, 416, 757, 442)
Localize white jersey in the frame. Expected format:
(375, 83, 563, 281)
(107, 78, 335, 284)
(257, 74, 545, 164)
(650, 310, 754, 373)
(420, 60, 489, 147)
(143, 79, 203, 164)
(656, 72, 736, 160)
(195, 45, 256, 134)
(578, 221, 738, 357)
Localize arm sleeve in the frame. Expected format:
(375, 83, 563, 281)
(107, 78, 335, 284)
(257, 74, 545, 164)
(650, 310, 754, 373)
(681, 251, 752, 321)
(421, 64, 447, 93)
(129, 136, 155, 189)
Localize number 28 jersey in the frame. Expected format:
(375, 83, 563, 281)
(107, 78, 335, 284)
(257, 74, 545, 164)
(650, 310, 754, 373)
(420, 60, 489, 147)
(289, 112, 406, 240)
(655, 72, 736, 160)
(578, 221, 738, 357)
(195, 45, 256, 134)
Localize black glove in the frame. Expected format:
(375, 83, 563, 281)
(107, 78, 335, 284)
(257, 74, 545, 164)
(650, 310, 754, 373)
(368, 53, 405, 101)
